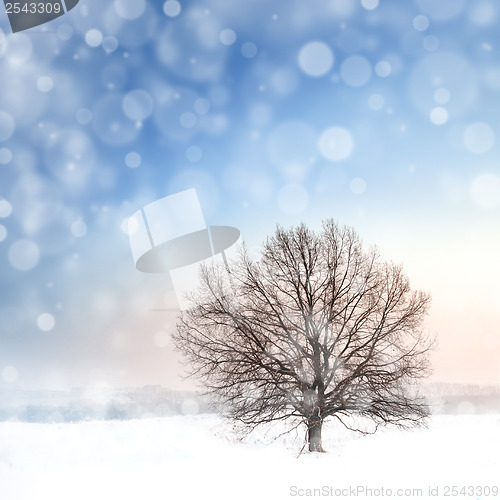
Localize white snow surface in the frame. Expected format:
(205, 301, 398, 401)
(0, 414, 498, 499)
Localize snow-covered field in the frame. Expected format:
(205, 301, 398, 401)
(0, 414, 499, 500)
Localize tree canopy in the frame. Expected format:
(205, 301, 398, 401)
(173, 220, 433, 452)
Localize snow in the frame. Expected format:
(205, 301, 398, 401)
(0, 414, 498, 500)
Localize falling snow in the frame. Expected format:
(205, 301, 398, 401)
(0, 0, 498, 397)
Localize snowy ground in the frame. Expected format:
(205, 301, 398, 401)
(0, 414, 499, 500)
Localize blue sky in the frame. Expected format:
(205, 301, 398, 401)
(0, 0, 499, 389)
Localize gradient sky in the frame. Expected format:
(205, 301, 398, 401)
(0, 0, 499, 390)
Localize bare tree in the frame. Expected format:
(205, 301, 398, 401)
(173, 220, 433, 452)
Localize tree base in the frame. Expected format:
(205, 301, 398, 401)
(308, 443, 325, 453)
(308, 419, 324, 452)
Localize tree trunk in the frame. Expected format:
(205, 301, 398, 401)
(307, 417, 324, 452)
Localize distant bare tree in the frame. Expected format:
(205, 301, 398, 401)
(173, 220, 433, 452)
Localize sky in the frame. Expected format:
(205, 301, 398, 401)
(0, 0, 499, 390)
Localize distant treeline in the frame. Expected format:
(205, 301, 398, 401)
(0, 383, 499, 423)
(424, 382, 500, 415)
(0, 387, 218, 423)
